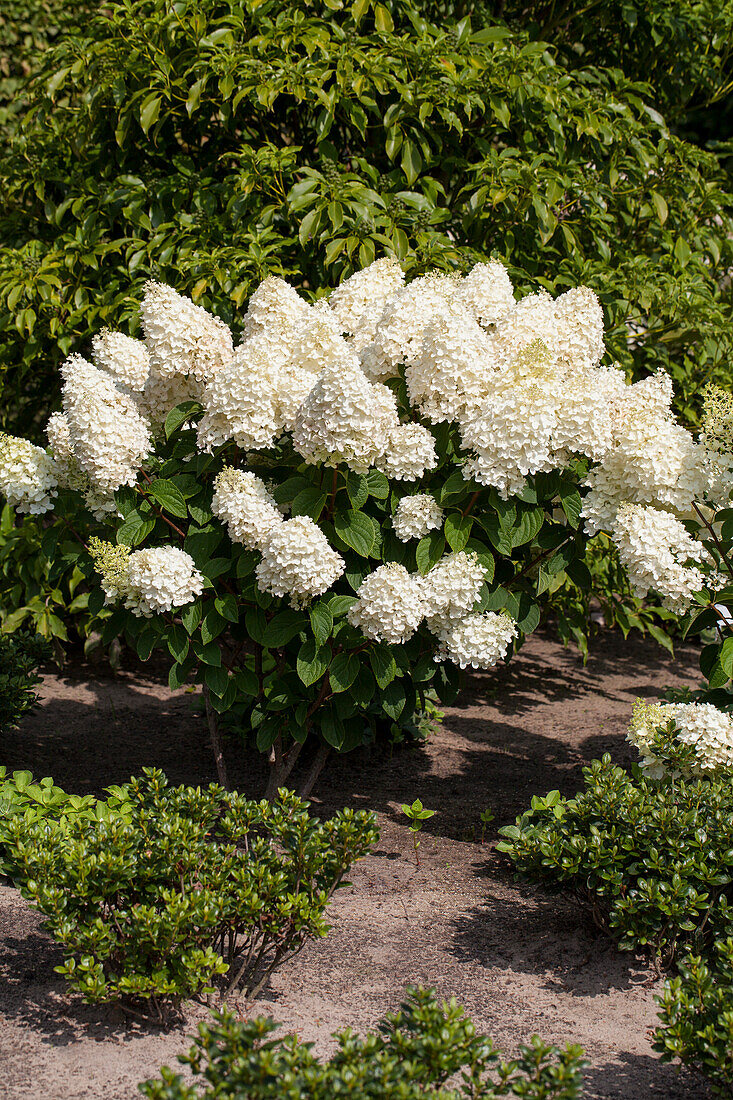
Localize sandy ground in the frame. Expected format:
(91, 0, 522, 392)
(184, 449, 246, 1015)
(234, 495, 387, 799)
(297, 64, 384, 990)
(0, 628, 713, 1099)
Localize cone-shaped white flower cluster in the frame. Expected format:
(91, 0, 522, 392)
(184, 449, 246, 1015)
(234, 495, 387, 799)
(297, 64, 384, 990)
(255, 516, 345, 608)
(90, 538, 204, 618)
(0, 433, 58, 513)
(59, 354, 151, 495)
(392, 494, 444, 541)
(435, 611, 518, 669)
(211, 467, 283, 551)
(92, 330, 150, 393)
(628, 698, 733, 778)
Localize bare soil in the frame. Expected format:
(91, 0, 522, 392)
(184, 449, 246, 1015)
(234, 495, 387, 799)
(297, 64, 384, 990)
(0, 628, 713, 1099)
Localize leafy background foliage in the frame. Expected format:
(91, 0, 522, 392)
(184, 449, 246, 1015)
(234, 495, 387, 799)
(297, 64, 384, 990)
(0, 0, 731, 438)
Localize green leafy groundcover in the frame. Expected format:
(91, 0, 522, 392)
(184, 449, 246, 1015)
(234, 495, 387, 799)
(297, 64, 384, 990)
(141, 986, 587, 1099)
(1, 0, 730, 435)
(9, 769, 378, 1021)
(0, 629, 50, 733)
(497, 756, 733, 969)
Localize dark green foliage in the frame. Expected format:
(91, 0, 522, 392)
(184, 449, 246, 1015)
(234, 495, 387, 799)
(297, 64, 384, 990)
(654, 939, 733, 1097)
(1, 0, 731, 434)
(141, 986, 586, 1099)
(477, 0, 733, 130)
(9, 769, 378, 1021)
(0, 766, 129, 879)
(0, 628, 50, 732)
(0, 503, 106, 645)
(497, 756, 733, 968)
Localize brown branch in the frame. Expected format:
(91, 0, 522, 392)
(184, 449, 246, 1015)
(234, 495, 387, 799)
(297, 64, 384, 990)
(203, 684, 230, 789)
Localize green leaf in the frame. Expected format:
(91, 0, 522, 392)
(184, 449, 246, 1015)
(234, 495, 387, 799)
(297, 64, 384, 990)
(215, 594, 239, 623)
(297, 639, 330, 686)
(444, 513, 472, 552)
(148, 479, 188, 519)
(366, 470, 390, 499)
(139, 94, 161, 135)
(167, 625, 189, 662)
(346, 473, 369, 510)
(328, 594, 359, 618)
(651, 192, 668, 226)
(263, 610, 306, 648)
(200, 607, 227, 645)
(164, 401, 202, 439)
(192, 640, 221, 666)
(292, 487, 327, 520)
(401, 138, 423, 186)
(512, 507, 544, 547)
(329, 652, 360, 693)
(320, 709, 345, 749)
(333, 511, 377, 557)
(382, 679, 406, 719)
(181, 601, 203, 635)
(373, 3, 394, 32)
(204, 665, 229, 697)
(415, 531, 445, 574)
(559, 487, 582, 529)
(310, 601, 334, 645)
(369, 644, 397, 688)
(136, 628, 157, 661)
(719, 637, 733, 679)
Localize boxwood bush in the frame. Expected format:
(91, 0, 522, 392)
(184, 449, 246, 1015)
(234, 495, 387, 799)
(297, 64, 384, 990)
(141, 986, 587, 1099)
(654, 938, 733, 1097)
(497, 756, 733, 969)
(9, 769, 377, 1022)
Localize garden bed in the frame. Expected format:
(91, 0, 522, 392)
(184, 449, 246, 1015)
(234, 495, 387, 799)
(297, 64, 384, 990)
(0, 628, 711, 1099)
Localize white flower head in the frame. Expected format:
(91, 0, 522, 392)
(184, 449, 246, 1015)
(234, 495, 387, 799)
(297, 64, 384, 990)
(61, 354, 151, 494)
(328, 256, 405, 339)
(406, 304, 495, 423)
(612, 503, 709, 614)
(377, 422, 438, 481)
(0, 432, 58, 514)
(140, 282, 233, 382)
(628, 698, 733, 777)
(90, 538, 203, 618)
(242, 276, 311, 341)
(434, 610, 517, 669)
(392, 494, 444, 541)
(421, 550, 488, 633)
(292, 365, 399, 472)
(452, 261, 515, 328)
(348, 563, 425, 644)
(255, 516, 345, 607)
(211, 467, 283, 551)
(92, 330, 150, 393)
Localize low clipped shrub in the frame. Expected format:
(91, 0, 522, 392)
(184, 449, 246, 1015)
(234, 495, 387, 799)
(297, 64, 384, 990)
(0, 628, 50, 731)
(654, 939, 733, 1097)
(497, 755, 733, 969)
(141, 986, 586, 1099)
(0, 765, 129, 879)
(9, 769, 378, 1022)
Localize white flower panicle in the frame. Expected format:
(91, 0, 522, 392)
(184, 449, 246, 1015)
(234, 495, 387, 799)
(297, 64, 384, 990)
(361, 272, 460, 380)
(461, 341, 560, 497)
(92, 330, 150, 393)
(612, 503, 708, 613)
(255, 516, 345, 607)
(46, 412, 87, 492)
(211, 467, 283, 551)
(393, 494, 444, 541)
(434, 611, 518, 669)
(421, 550, 488, 633)
(628, 698, 733, 778)
(347, 563, 425, 644)
(140, 283, 233, 382)
(452, 261, 515, 328)
(328, 256, 405, 340)
(241, 276, 312, 341)
(376, 422, 438, 481)
(197, 338, 285, 453)
(60, 354, 151, 494)
(90, 538, 203, 618)
(0, 432, 58, 514)
(292, 365, 399, 472)
(552, 286, 605, 371)
(406, 305, 495, 423)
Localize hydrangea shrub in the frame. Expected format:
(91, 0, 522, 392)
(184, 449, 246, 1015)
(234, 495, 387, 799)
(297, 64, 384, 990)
(1, 256, 732, 793)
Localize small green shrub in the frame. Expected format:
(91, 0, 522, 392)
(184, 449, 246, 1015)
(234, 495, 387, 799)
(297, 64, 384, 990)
(654, 939, 733, 1097)
(9, 769, 378, 1022)
(141, 986, 586, 1099)
(497, 756, 733, 968)
(0, 766, 130, 879)
(0, 628, 50, 732)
